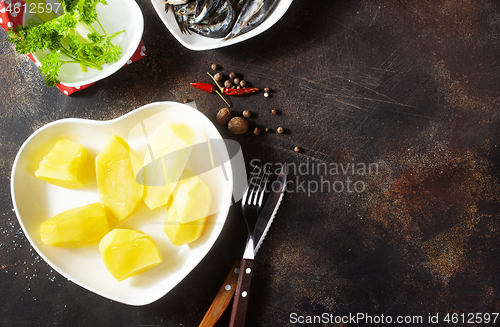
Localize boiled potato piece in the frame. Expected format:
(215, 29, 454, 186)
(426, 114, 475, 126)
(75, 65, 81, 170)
(99, 229, 162, 282)
(34, 139, 87, 189)
(96, 135, 144, 220)
(164, 209, 208, 246)
(143, 122, 196, 210)
(164, 170, 211, 246)
(170, 170, 211, 224)
(40, 203, 109, 247)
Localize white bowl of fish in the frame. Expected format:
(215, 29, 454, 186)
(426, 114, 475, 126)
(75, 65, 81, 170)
(150, 0, 293, 51)
(23, 0, 144, 87)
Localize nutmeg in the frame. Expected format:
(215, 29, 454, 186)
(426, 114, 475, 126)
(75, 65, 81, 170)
(228, 117, 249, 134)
(217, 108, 232, 124)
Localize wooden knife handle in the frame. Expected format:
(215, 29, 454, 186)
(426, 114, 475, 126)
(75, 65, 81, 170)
(199, 259, 240, 327)
(229, 258, 255, 327)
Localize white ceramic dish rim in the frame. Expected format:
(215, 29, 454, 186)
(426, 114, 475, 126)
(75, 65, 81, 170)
(10, 101, 234, 306)
(25, 0, 144, 87)
(150, 0, 294, 51)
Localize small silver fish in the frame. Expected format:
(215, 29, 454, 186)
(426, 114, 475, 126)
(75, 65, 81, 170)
(163, 0, 191, 4)
(188, 0, 236, 38)
(172, 1, 197, 34)
(164, 0, 191, 14)
(224, 0, 278, 40)
(193, 0, 224, 24)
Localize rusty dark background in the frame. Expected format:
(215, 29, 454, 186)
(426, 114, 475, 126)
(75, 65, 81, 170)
(2, 0, 500, 326)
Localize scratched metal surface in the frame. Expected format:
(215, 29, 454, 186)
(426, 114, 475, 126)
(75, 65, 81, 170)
(1, 0, 500, 326)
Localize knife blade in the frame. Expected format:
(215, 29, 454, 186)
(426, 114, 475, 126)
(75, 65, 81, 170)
(253, 163, 287, 254)
(198, 163, 287, 327)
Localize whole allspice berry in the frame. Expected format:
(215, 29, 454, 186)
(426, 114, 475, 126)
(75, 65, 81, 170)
(214, 73, 223, 81)
(229, 72, 237, 80)
(271, 108, 277, 115)
(277, 126, 284, 134)
(211, 63, 218, 70)
(217, 108, 232, 124)
(264, 87, 270, 98)
(254, 127, 260, 135)
(234, 77, 241, 85)
(243, 110, 251, 118)
(228, 117, 249, 134)
(294, 146, 300, 153)
(224, 80, 233, 88)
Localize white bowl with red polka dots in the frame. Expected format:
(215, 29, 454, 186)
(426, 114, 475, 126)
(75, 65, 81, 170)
(24, 0, 144, 87)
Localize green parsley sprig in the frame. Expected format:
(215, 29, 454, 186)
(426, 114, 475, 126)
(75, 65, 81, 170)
(7, 0, 125, 87)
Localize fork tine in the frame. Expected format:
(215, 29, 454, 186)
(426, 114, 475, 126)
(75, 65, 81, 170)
(242, 166, 260, 205)
(248, 168, 265, 205)
(255, 168, 270, 206)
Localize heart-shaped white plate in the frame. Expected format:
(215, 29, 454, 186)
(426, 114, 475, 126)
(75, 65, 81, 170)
(10, 102, 234, 306)
(150, 0, 293, 51)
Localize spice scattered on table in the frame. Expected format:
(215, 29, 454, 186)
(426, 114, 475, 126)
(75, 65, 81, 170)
(264, 87, 271, 98)
(228, 117, 249, 135)
(191, 82, 215, 93)
(294, 147, 300, 153)
(223, 87, 260, 95)
(192, 69, 283, 138)
(217, 108, 232, 124)
(190, 82, 227, 106)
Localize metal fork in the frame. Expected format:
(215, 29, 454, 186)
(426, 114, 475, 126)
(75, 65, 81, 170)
(229, 166, 270, 327)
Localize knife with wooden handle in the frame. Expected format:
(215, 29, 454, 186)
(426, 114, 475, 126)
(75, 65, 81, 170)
(199, 164, 287, 327)
(228, 257, 254, 327)
(199, 259, 240, 327)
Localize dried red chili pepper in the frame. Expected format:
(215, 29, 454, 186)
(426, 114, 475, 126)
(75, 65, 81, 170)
(191, 82, 230, 107)
(223, 87, 259, 96)
(190, 82, 214, 93)
(191, 82, 259, 96)
(191, 83, 259, 96)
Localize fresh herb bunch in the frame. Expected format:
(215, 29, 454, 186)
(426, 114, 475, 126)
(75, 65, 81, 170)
(7, 0, 125, 87)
